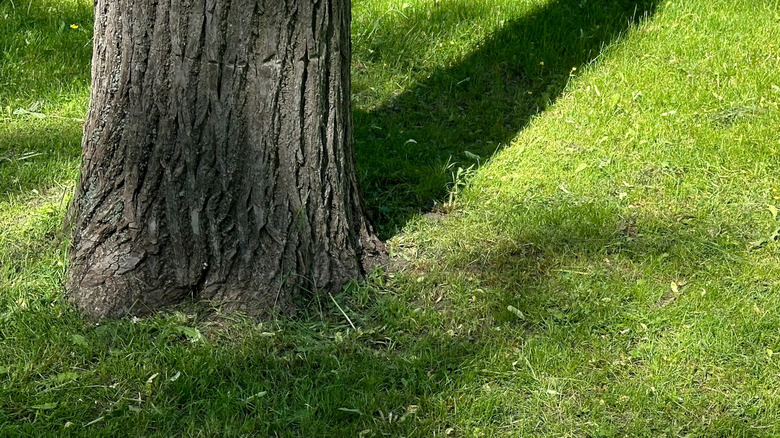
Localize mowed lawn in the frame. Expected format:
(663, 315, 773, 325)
(1, 0, 780, 436)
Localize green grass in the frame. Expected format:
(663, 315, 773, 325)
(2, 0, 780, 436)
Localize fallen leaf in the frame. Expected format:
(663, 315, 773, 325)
(507, 305, 525, 320)
(246, 391, 268, 402)
(749, 227, 780, 249)
(13, 108, 46, 118)
(464, 151, 481, 160)
(175, 325, 206, 343)
(70, 334, 89, 347)
(654, 281, 686, 309)
(769, 204, 778, 220)
(53, 372, 79, 383)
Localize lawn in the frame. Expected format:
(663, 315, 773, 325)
(1, 0, 780, 436)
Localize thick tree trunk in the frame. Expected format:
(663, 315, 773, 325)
(67, 0, 385, 318)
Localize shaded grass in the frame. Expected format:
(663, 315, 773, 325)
(2, 0, 780, 437)
(0, 0, 90, 197)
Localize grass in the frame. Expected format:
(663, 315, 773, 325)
(2, 0, 780, 436)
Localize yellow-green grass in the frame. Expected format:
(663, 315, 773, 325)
(2, 0, 780, 436)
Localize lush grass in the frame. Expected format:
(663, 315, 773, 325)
(352, 0, 661, 236)
(2, 0, 780, 436)
(0, 0, 90, 197)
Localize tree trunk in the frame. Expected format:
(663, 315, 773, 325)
(67, 0, 385, 319)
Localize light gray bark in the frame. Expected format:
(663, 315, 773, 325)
(67, 0, 385, 318)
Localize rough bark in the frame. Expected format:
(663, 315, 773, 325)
(67, 0, 385, 318)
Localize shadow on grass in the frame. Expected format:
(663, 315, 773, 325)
(0, 121, 82, 197)
(354, 0, 660, 237)
(0, 0, 90, 199)
(7, 199, 760, 436)
(16, 0, 759, 436)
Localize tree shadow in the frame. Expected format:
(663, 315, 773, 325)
(0, 123, 81, 197)
(246, 196, 756, 436)
(0, 0, 91, 200)
(353, 0, 660, 237)
(32, 197, 759, 437)
(5, 196, 763, 435)
(6, 2, 771, 435)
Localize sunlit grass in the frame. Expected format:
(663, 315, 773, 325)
(2, 0, 780, 436)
